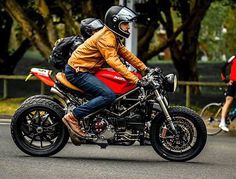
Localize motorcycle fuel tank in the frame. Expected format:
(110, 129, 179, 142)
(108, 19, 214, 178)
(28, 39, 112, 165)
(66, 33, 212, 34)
(95, 68, 142, 94)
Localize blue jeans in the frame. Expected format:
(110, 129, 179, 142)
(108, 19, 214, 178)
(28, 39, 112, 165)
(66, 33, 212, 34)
(65, 65, 116, 119)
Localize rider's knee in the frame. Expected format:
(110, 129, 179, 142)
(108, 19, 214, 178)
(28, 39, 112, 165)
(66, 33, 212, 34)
(108, 91, 116, 102)
(104, 90, 116, 103)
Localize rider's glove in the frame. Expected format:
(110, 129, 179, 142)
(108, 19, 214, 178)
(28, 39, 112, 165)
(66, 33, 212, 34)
(137, 79, 149, 87)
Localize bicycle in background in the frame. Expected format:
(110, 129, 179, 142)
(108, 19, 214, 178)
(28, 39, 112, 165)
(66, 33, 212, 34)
(200, 88, 236, 135)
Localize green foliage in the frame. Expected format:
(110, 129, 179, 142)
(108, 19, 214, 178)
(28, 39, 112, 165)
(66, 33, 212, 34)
(224, 8, 236, 55)
(199, 2, 228, 60)
(199, 1, 236, 61)
(0, 98, 25, 115)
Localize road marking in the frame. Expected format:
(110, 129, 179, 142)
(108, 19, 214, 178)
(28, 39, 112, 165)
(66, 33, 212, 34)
(0, 119, 11, 125)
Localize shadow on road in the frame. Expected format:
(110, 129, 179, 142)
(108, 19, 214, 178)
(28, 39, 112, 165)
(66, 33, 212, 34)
(18, 154, 213, 166)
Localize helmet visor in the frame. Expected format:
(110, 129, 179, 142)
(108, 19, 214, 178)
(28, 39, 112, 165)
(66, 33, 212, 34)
(89, 19, 104, 30)
(117, 7, 137, 22)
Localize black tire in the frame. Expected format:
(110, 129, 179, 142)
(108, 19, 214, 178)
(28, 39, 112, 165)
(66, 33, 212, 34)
(11, 98, 69, 156)
(22, 95, 65, 107)
(150, 106, 207, 162)
(200, 103, 222, 136)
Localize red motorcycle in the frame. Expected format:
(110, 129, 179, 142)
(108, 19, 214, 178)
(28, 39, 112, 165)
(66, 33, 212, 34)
(11, 67, 207, 161)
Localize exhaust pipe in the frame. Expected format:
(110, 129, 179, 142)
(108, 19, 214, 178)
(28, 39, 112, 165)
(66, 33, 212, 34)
(50, 87, 67, 100)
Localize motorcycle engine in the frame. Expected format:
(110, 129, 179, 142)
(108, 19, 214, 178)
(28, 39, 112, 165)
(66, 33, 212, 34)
(91, 117, 115, 140)
(91, 113, 144, 141)
(112, 113, 144, 130)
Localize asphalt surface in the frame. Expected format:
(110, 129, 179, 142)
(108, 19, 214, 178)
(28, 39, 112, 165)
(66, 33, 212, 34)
(1, 121, 236, 179)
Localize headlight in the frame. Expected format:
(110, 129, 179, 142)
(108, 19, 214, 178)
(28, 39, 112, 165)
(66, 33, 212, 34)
(164, 74, 178, 92)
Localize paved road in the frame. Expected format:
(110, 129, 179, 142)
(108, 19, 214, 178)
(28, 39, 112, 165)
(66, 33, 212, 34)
(1, 124, 236, 179)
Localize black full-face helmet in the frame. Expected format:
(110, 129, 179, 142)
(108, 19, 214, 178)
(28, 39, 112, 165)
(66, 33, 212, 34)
(80, 18, 104, 39)
(104, 6, 137, 38)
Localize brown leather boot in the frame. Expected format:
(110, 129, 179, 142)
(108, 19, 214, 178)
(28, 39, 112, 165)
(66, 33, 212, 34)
(62, 112, 86, 138)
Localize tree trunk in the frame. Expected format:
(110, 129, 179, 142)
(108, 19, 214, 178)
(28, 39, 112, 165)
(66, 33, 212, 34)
(37, 0, 58, 47)
(0, 8, 12, 61)
(0, 39, 31, 74)
(2, 0, 51, 59)
(0, 7, 31, 74)
(138, 25, 157, 63)
(81, 0, 113, 19)
(81, 0, 94, 17)
(58, 1, 80, 36)
(138, 1, 212, 87)
(170, 0, 212, 94)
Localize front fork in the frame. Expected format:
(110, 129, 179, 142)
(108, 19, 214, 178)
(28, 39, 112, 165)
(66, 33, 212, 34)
(154, 89, 177, 134)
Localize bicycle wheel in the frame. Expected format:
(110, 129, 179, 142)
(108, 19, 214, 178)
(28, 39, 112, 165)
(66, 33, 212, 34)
(200, 103, 223, 136)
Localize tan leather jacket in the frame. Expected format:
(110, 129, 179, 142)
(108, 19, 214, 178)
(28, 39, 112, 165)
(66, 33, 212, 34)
(68, 26, 147, 84)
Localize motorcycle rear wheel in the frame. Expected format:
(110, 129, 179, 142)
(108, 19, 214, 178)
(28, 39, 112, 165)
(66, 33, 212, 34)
(11, 98, 69, 156)
(22, 94, 64, 107)
(150, 106, 207, 162)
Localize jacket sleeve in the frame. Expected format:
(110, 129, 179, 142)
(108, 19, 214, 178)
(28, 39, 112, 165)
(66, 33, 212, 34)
(118, 43, 146, 72)
(96, 36, 140, 84)
(221, 56, 235, 82)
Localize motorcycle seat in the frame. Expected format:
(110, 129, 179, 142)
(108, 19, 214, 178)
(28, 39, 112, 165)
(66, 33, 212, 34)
(55, 72, 84, 92)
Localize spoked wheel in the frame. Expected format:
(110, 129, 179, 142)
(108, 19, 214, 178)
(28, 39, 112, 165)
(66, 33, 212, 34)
(151, 106, 207, 162)
(200, 103, 223, 136)
(11, 98, 69, 156)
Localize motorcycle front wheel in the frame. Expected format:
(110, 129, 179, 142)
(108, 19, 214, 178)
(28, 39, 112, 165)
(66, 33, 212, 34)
(150, 106, 207, 162)
(11, 98, 69, 156)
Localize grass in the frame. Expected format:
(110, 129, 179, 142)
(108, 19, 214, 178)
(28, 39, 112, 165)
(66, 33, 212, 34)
(0, 98, 26, 116)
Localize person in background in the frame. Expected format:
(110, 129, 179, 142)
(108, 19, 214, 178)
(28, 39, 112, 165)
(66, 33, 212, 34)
(220, 55, 236, 132)
(62, 5, 149, 139)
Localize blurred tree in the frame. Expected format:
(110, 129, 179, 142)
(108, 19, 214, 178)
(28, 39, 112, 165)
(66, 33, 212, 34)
(199, 2, 228, 61)
(199, 1, 236, 61)
(0, 4, 30, 74)
(169, 0, 212, 87)
(0, 0, 113, 74)
(0, 0, 234, 87)
(224, 5, 236, 56)
(140, 0, 212, 91)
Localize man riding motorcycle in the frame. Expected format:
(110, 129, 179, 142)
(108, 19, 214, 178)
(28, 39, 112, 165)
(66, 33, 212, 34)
(63, 6, 149, 141)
